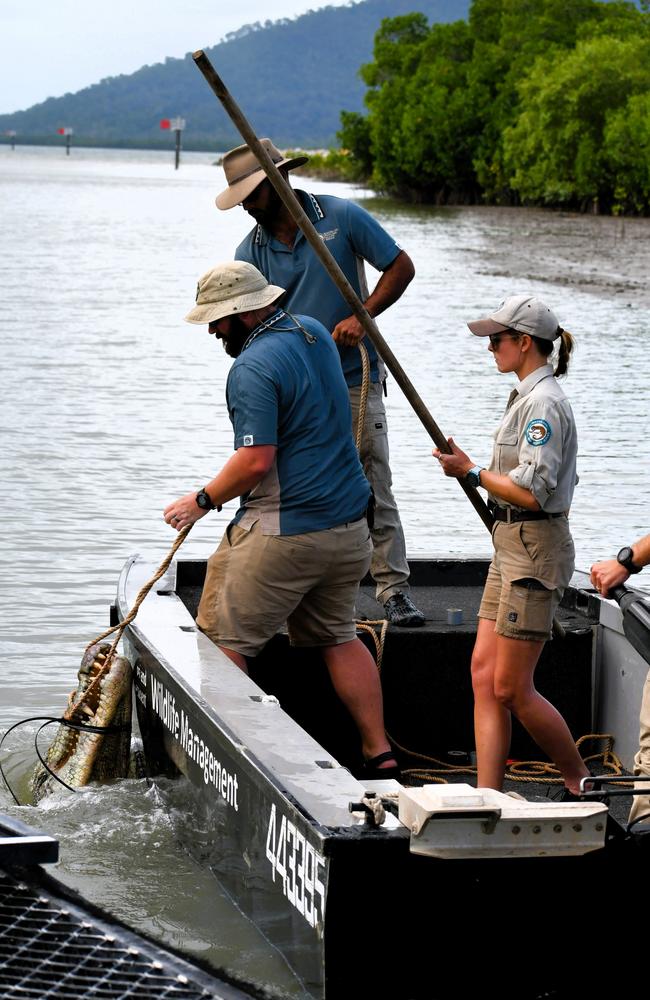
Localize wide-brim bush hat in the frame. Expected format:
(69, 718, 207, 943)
(216, 138, 309, 210)
(468, 294, 561, 341)
(185, 261, 285, 324)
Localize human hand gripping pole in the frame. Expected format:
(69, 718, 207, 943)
(191, 49, 494, 535)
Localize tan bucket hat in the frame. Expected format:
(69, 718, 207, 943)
(467, 294, 561, 341)
(215, 138, 309, 210)
(184, 261, 285, 324)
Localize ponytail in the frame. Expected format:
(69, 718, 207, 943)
(554, 328, 574, 378)
(531, 327, 574, 378)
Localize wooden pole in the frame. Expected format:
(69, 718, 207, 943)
(192, 49, 493, 533)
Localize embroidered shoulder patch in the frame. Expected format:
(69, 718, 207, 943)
(525, 418, 552, 446)
(243, 434, 254, 446)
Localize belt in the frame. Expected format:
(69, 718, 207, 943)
(490, 505, 566, 524)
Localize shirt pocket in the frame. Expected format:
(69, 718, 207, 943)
(494, 427, 519, 475)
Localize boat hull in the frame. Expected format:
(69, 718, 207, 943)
(116, 556, 646, 999)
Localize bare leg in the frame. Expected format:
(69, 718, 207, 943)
(219, 645, 248, 673)
(322, 638, 396, 766)
(472, 618, 512, 789)
(493, 634, 590, 795)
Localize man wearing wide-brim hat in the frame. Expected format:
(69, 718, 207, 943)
(163, 260, 399, 779)
(215, 138, 424, 629)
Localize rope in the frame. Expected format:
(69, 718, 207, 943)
(394, 733, 629, 787)
(355, 341, 371, 453)
(361, 793, 386, 826)
(65, 525, 192, 720)
(354, 620, 630, 789)
(355, 618, 389, 671)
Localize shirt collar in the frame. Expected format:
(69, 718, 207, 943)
(516, 363, 554, 398)
(252, 190, 326, 247)
(242, 308, 288, 352)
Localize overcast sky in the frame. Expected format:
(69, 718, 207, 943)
(0, 0, 355, 115)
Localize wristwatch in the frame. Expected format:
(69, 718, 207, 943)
(464, 466, 484, 489)
(196, 489, 222, 512)
(617, 546, 641, 574)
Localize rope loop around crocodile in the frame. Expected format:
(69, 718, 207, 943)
(65, 525, 193, 720)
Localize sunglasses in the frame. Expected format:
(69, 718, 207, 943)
(488, 332, 520, 349)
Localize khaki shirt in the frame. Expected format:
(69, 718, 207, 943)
(488, 364, 578, 513)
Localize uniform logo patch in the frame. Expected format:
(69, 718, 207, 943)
(525, 418, 552, 446)
(243, 434, 254, 446)
(319, 228, 339, 242)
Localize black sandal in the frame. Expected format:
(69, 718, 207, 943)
(363, 750, 401, 780)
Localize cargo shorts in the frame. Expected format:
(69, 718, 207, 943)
(196, 517, 372, 657)
(478, 516, 574, 641)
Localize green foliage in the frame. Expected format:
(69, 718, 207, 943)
(371, 19, 482, 200)
(337, 112, 374, 179)
(339, 0, 650, 212)
(286, 146, 364, 183)
(502, 33, 650, 209)
(605, 91, 650, 212)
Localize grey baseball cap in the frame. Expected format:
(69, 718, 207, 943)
(468, 294, 561, 341)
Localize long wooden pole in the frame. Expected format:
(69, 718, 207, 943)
(192, 49, 494, 533)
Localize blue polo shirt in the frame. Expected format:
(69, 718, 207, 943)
(234, 191, 401, 387)
(227, 310, 370, 536)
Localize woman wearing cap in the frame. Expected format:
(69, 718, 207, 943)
(433, 294, 590, 797)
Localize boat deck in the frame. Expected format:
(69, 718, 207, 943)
(356, 557, 598, 633)
(175, 557, 605, 788)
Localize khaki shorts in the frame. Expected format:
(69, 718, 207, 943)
(479, 517, 575, 641)
(196, 517, 372, 657)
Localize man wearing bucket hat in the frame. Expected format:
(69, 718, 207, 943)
(216, 138, 424, 629)
(163, 260, 399, 779)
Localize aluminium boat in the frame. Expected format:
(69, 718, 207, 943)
(114, 555, 650, 999)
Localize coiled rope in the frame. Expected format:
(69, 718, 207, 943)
(356, 617, 628, 787)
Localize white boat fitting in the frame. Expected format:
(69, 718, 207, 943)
(400, 782, 609, 859)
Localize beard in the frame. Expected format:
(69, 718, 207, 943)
(221, 315, 250, 358)
(245, 183, 283, 228)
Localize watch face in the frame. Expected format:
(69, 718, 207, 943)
(196, 490, 210, 509)
(617, 546, 638, 571)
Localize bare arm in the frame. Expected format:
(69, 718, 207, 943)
(331, 250, 415, 347)
(590, 533, 650, 596)
(164, 445, 277, 531)
(433, 437, 540, 511)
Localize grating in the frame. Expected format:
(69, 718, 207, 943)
(0, 869, 251, 999)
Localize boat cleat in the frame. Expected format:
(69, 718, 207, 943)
(399, 782, 608, 859)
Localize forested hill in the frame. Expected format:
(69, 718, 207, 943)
(0, 0, 469, 149)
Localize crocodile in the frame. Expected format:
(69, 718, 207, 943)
(31, 641, 136, 802)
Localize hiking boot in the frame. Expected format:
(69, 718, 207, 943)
(383, 592, 425, 627)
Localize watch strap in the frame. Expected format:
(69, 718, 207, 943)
(196, 489, 222, 513)
(617, 546, 641, 574)
(464, 465, 484, 488)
